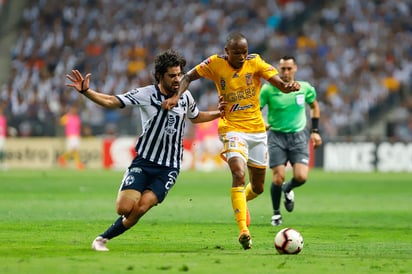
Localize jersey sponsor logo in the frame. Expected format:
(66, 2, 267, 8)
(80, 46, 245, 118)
(229, 103, 254, 112)
(224, 86, 256, 102)
(165, 114, 177, 135)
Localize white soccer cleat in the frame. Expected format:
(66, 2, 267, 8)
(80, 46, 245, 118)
(92, 236, 109, 251)
(271, 214, 283, 226)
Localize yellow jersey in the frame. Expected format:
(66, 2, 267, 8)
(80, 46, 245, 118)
(195, 54, 278, 134)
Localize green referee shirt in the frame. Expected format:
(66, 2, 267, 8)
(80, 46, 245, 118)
(260, 81, 316, 133)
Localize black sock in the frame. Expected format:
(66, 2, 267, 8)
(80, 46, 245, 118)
(270, 183, 282, 214)
(283, 178, 305, 193)
(100, 216, 129, 240)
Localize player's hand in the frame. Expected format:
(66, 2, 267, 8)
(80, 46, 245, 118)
(285, 81, 300, 92)
(66, 70, 91, 93)
(161, 95, 179, 110)
(311, 132, 322, 148)
(218, 96, 227, 118)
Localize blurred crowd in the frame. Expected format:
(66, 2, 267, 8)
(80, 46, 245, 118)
(0, 0, 411, 141)
(0, 0, 5, 11)
(293, 0, 411, 140)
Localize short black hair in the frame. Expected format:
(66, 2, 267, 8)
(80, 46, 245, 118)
(154, 49, 186, 83)
(226, 32, 247, 47)
(280, 55, 296, 63)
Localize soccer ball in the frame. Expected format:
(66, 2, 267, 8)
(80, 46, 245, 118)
(274, 228, 304, 254)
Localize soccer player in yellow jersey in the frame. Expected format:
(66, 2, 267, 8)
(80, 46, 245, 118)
(163, 32, 300, 249)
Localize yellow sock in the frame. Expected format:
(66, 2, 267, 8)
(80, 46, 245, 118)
(231, 186, 248, 231)
(60, 152, 68, 160)
(72, 151, 81, 163)
(245, 183, 258, 201)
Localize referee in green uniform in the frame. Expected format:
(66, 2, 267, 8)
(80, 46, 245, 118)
(260, 56, 322, 226)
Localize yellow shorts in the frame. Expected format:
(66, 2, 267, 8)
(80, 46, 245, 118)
(219, 131, 267, 169)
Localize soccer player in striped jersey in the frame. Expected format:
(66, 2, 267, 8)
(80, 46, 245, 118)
(260, 56, 322, 226)
(163, 33, 300, 250)
(66, 49, 225, 251)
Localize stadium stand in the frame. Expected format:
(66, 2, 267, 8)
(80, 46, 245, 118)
(0, 0, 411, 141)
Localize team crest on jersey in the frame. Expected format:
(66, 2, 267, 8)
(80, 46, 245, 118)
(245, 73, 252, 85)
(220, 78, 226, 91)
(179, 98, 187, 108)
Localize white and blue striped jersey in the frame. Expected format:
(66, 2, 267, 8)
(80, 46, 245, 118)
(116, 85, 199, 169)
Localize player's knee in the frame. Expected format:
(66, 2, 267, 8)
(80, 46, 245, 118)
(294, 175, 307, 185)
(116, 204, 132, 217)
(116, 200, 134, 217)
(123, 214, 139, 228)
(231, 169, 246, 184)
(273, 174, 285, 185)
(253, 184, 264, 194)
(273, 179, 283, 186)
(123, 205, 150, 227)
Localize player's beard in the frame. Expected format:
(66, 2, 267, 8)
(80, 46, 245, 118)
(163, 82, 179, 98)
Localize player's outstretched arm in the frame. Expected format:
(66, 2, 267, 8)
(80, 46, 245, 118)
(268, 74, 300, 93)
(66, 70, 122, 109)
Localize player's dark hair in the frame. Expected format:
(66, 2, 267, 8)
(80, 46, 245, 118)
(226, 32, 247, 47)
(280, 55, 296, 63)
(154, 49, 186, 83)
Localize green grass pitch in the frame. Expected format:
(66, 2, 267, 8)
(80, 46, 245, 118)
(0, 169, 411, 274)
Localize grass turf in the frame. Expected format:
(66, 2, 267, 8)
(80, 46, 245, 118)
(0, 169, 411, 274)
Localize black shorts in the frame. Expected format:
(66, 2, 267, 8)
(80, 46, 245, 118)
(119, 156, 179, 203)
(267, 130, 309, 168)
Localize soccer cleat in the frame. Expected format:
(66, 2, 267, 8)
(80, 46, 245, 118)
(92, 236, 109, 251)
(76, 162, 85, 170)
(271, 214, 283, 226)
(57, 156, 66, 167)
(283, 190, 295, 212)
(246, 208, 251, 227)
(238, 230, 252, 250)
